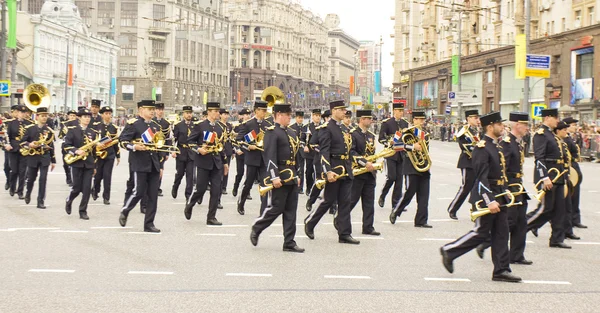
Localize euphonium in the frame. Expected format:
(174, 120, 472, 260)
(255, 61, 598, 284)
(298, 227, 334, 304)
(533, 168, 568, 202)
(64, 136, 102, 164)
(456, 125, 479, 158)
(314, 165, 347, 189)
(261, 86, 285, 108)
(352, 162, 383, 177)
(402, 127, 432, 172)
(470, 186, 524, 222)
(258, 169, 297, 196)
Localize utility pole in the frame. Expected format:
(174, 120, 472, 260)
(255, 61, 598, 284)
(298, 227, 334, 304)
(108, 53, 113, 110)
(1, 2, 8, 111)
(456, 9, 463, 121)
(9, 48, 16, 106)
(522, 0, 531, 113)
(64, 38, 70, 112)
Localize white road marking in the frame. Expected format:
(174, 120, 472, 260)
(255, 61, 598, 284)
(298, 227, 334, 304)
(29, 269, 75, 273)
(91, 226, 133, 229)
(424, 277, 471, 282)
(381, 220, 412, 224)
(4, 227, 60, 232)
(526, 241, 535, 244)
(207, 225, 249, 228)
(226, 273, 272, 277)
(18, 205, 37, 207)
(324, 275, 372, 280)
(172, 202, 187, 205)
(571, 242, 600, 245)
(587, 190, 598, 193)
(126, 232, 162, 235)
(324, 222, 360, 225)
(436, 197, 455, 200)
(50, 230, 89, 233)
(197, 233, 237, 237)
(270, 235, 309, 239)
(418, 238, 455, 241)
(430, 219, 455, 222)
(127, 271, 174, 275)
(522, 280, 571, 285)
(352, 236, 385, 240)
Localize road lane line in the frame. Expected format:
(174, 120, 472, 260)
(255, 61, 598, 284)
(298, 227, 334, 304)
(91, 226, 133, 229)
(587, 190, 598, 193)
(324, 275, 371, 280)
(127, 271, 174, 275)
(522, 280, 571, 285)
(418, 238, 455, 241)
(207, 225, 249, 228)
(6, 227, 61, 231)
(424, 277, 470, 282)
(226, 273, 272, 277)
(50, 230, 89, 233)
(436, 197, 455, 200)
(324, 222, 360, 225)
(430, 219, 455, 222)
(352, 236, 385, 240)
(18, 205, 37, 207)
(381, 220, 412, 224)
(270, 235, 309, 239)
(571, 242, 600, 245)
(29, 269, 75, 273)
(126, 232, 162, 235)
(197, 233, 237, 237)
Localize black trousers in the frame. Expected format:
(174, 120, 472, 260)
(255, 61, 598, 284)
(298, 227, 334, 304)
(252, 184, 299, 247)
(62, 151, 72, 184)
(380, 158, 403, 208)
(173, 158, 195, 200)
(527, 184, 566, 244)
(188, 166, 223, 220)
(3, 151, 10, 182)
(296, 155, 305, 192)
(391, 174, 430, 226)
(481, 202, 529, 262)
(564, 185, 574, 235)
(442, 207, 511, 276)
(93, 157, 115, 201)
(66, 167, 94, 214)
(124, 170, 148, 210)
(305, 157, 315, 193)
(221, 157, 231, 191)
(349, 175, 376, 233)
(447, 168, 476, 215)
(571, 163, 583, 225)
(26, 163, 49, 204)
(121, 170, 160, 229)
(305, 177, 353, 237)
(239, 164, 263, 208)
(233, 154, 245, 192)
(8, 152, 27, 194)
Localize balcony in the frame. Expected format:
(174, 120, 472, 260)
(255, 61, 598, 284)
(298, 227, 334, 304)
(443, 10, 454, 20)
(148, 25, 171, 35)
(149, 57, 170, 64)
(401, 24, 410, 34)
(401, 2, 410, 12)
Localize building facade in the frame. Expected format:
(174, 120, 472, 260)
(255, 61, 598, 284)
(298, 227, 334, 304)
(326, 14, 360, 102)
(357, 40, 383, 104)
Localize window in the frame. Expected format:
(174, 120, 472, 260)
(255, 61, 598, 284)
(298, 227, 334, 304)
(190, 42, 196, 63)
(551, 21, 555, 34)
(119, 34, 137, 56)
(175, 39, 182, 61)
(562, 18, 566, 32)
(129, 64, 137, 77)
(439, 79, 446, 90)
(152, 40, 165, 58)
(589, 7, 595, 25)
(75, 1, 93, 25)
(244, 78, 249, 87)
(155, 65, 166, 79)
(97, 2, 115, 26)
(122, 85, 134, 101)
(98, 32, 114, 40)
(487, 71, 493, 83)
(120, 2, 137, 27)
(576, 53, 593, 79)
(153, 5, 166, 28)
(575, 10, 582, 26)
(182, 40, 188, 62)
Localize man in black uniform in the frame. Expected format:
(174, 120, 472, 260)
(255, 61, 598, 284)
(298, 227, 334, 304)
(236, 101, 272, 215)
(91, 106, 120, 205)
(171, 105, 195, 201)
(440, 112, 522, 283)
(219, 108, 234, 196)
(184, 102, 228, 225)
(304, 100, 359, 245)
(232, 108, 252, 197)
(90, 99, 102, 124)
(2, 105, 19, 190)
(341, 110, 353, 133)
(20, 107, 56, 209)
(554, 121, 581, 241)
(301, 109, 321, 200)
(4, 105, 29, 198)
(118, 100, 162, 232)
(378, 102, 410, 209)
(447, 110, 480, 219)
(389, 111, 432, 228)
(153, 102, 172, 197)
(64, 108, 99, 220)
(564, 117, 587, 229)
(526, 108, 570, 249)
(290, 111, 305, 194)
(250, 103, 304, 252)
(349, 109, 380, 236)
(58, 110, 78, 185)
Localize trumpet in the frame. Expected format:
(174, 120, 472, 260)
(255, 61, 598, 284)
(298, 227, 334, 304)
(363, 148, 396, 163)
(258, 169, 298, 196)
(534, 168, 568, 202)
(471, 185, 524, 222)
(131, 131, 181, 154)
(203, 142, 224, 153)
(314, 165, 347, 189)
(353, 162, 384, 177)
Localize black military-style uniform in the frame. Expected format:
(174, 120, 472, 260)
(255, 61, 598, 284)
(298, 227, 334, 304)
(304, 118, 355, 240)
(564, 135, 583, 228)
(349, 127, 377, 234)
(290, 122, 305, 192)
(447, 125, 480, 216)
(171, 119, 195, 200)
(154, 117, 172, 195)
(389, 128, 431, 226)
(378, 117, 410, 208)
(252, 123, 300, 248)
(64, 124, 99, 217)
(59, 119, 78, 185)
(219, 120, 234, 194)
(119, 117, 162, 230)
(92, 121, 120, 202)
(232, 121, 246, 195)
(6, 118, 28, 196)
(442, 135, 512, 277)
(301, 122, 320, 194)
(306, 123, 326, 206)
(2, 117, 11, 188)
(91, 114, 102, 125)
(20, 124, 56, 207)
(526, 125, 566, 245)
(185, 118, 228, 223)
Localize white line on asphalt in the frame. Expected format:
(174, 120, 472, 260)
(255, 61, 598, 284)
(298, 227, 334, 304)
(587, 190, 598, 193)
(424, 277, 471, 282)
(352, 236, 385, 240)
(5, 227, 61, 231)
(324, 222, 360, 225)
(437, 184, 449, 186)
(418, 238, 455, 241)
(430, 219, 455, 222)
(18, 205, 37, 207)
(571, 242, 600, 245)
(207, 225, 249, 228)
(226, 273, 272, 277)
(381, 220, 412, 224)
(270, 235, 309, 239)
(324, 275, 372, 280)
(522, 280, 571, 285)
(526, 241, 535, 244)
(436, 197, 455, 200)
(29, 269, 75, 273)
(127, 271, 174, 275)
(173, 202, 187, 205)
(126, 232, 162, 235)
(197, 233, 237, 237)
(88, 204, 107, 206)
(50, 230, 89, 233)
(91, 226, 133, 229)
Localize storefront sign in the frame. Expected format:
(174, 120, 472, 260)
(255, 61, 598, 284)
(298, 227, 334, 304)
(525, 54, 551, 78)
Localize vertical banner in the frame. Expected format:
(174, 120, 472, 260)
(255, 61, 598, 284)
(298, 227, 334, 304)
(374, 71, 381, 93)
(203, 92, 208, 104)
(67, 64, 73, 86)
(515, 34, 526, 79)
(349, 76, 355, 95)
(369, 93, 373, 105)
(151, 87, 156, 100)
(451, 55, 459, 85)
(110, 78, 116, 95)
(237, 91, 241, 104)
(6, 0, 17, 49)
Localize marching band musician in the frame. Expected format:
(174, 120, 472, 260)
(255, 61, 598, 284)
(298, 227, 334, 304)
(118, 100, 163, 233)
(250, 103, 305, 253)
(58, 109, 78, 186)
(564, 117, 587, 229)
(554, 122, 581, 241)
(231, 108, 252, 197)
(184, 102, 228, 226)
(4, 105, 29, 199)
(91, 106, 120, 205)
(447, 110, 480, 220)
(153, 103, 172, 197)
(440, 112, 522, 283)
(290, 111, 305, 194)
(2, 105, 19, 191)
(301, 109, 322, 209)
(20, 107, 55, 209)
(219, 108, 234, 197)
(378, 102, 409, 209)
(90, 99, 102, 124)
(341, 110, 353, 133)
(64, 108, 100, 220)
(526, 109, 571, 249)
(349, 109, 380, 236)
(236, 101, 272, 216)
(171, 105, 195, 201)
(305, 110, 330, 212)
(388, 111, 432, 228)
(304, 100, 360, 245)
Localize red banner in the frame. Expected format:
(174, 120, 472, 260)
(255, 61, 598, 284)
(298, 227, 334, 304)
(68, 64, 73, 86)
(349, 76, 355, 95)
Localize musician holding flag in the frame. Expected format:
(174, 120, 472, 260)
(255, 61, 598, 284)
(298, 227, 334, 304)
(92, 106, 120, 205)
(378, 102, 409, 209)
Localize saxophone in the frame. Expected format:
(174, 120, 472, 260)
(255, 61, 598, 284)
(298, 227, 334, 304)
(64, 136, 101, 164)
(20, 129, 55, 156)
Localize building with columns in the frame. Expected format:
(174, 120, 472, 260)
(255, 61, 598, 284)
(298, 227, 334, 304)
(326, 14, 361, 103)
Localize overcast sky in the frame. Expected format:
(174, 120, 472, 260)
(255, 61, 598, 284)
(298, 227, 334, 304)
(299, 0, 395, 87)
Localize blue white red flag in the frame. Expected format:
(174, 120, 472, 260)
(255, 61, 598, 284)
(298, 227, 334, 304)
(141, 128, 155, 143)
(244, 130, 257, 143)
(203, 131, 216, 143)
(413, 128, 425, 140)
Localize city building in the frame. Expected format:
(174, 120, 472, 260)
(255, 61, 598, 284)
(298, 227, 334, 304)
(326, 14, 360, 103)
(223, 0, 330, 111)
(356, 40, 383, 104)
(15, 1, 119, 112)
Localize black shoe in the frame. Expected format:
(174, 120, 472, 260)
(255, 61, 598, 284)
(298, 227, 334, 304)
(103, 199, 110, 205)
(158, 189, 163, 197)
(119, 213, 128, 227)
(9, 189, 14, 197)
(247, 195, 253, 200)
(530, 228, 538, 237)
(144, 226, 161, 233)
(4, 182, 9, 190)
(305, 200, 313, 212)
(80, 213, 90, 220)
(573, 223, 588, 229)
(298, 190, 304, 195)
(207, 218, 222, 226)
(217, 203, 223, 210)
(440, 247, 454, 274)
(333, 218, 339, 231)
(362, 230, 381, 236)
(232, 189, 238, 197)
(197, 198, 202, 205)
(378, 196, 384, 208)
(237, 203, 245, 215)
(18, 193, 24, 200)
(65, 201, 72, 215)
(184, 203, 193, 220)
(339, 235, 360, 245)
(37, 203, 46, 209)
(304, 224, 315, 240)
(222, 188, 228, 195)
(449, 212, 458, 220)
(68, 183, 73, 187)
(415, 224, 433, 228)
(389, 211, 397, 225)
(66, 179, 72, 185)
(140, 207, 146, 214)
(492, 271, 522, 283)
(24, 194, 31, 204)
(92, 193, 98, 201)
(475, 244, 485, 259)
(171, 186, 178, 199)
(250, 230, 259, 246)
(566, 233, 581, 240)
(511, 259, 533, 265)
(283, 245, 305, 253)
(550, 242, 572, 249)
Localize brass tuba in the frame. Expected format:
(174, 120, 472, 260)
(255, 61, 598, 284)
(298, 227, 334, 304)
(402, 127, 432, 172)
(261, 86, 285, 108)
(24, 83, 51, 112)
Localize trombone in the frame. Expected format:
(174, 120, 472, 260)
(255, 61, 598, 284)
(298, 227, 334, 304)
(533, 168, 568, 202)
(258, 169, 298, 196)
(132, 131, 181, 154)
(314, 165, 347, 189)
(470, 185, 524, 222)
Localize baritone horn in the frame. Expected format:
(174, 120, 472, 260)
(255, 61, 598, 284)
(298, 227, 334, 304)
(533, 168, 568, 202)
(402, 127, 432, 172)
(258, 169, 297, 196)
(23, 83, 51, 112)
(314, 165, 347, 189)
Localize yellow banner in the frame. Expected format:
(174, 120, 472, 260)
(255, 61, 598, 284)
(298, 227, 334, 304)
(515, 34, 526, 80)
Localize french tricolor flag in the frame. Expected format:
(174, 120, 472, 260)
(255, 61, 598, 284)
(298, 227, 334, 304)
(203, 131, 216, 143)
(413, 128, 425, 140)
(99, 136, 112, 145)
(141, 128, 155, 143)
(393, 131, 402, 143)
(244, 130, 257, 143)
(393, 131, 405, 151)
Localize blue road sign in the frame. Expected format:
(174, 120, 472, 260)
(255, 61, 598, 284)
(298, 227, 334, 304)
(0, 81, 10, 96)
(445, 105, 451, 114)
(448, 92, 456, 100)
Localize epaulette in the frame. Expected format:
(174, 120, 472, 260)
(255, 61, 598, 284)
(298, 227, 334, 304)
(25, 124, 35, 129)
(193, 121, 201, 125)
(127, 118, 137, 124)
(316, 124, 327, 130)
(503, 136, 511, 143)
(349, 127, 357, 133)
(91, 128, 100, 133)
(476, 140, 486, 148)
(67, 126, 76, 129)
(381, 118, 390, 123)
(93, 121, 101, 125)
(368, 130, 376, 137)
(151, 120, 161, 126)
(4, 118, 14, 122)
(536, 128, 544, 135)
(173, 120, 182, 126)
(266, 125, 275, 131)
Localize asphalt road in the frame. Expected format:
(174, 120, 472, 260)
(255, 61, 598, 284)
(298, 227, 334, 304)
(1, 140, 599, 312)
